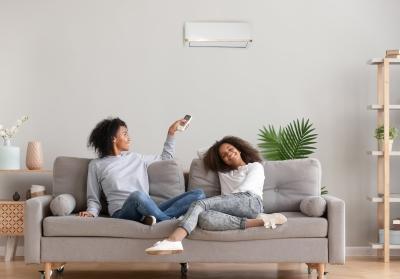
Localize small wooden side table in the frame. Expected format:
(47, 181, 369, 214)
(0, 201, 24, 261)
(0, 169, 52, 261)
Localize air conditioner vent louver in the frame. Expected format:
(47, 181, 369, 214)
(184, 22, 252, 48)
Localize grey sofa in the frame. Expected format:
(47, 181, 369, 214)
(24, 156, 345, 279)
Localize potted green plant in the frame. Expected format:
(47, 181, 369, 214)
(375, 125, 399, 151)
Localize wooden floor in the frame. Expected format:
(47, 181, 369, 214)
(0, 257, 399, 279)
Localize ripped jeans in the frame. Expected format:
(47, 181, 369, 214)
(178, 191, 264, 234)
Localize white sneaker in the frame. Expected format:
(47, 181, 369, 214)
(271, 213, 288, 224)
(145, 239, 184, 255)
(256, 213, 287, 229)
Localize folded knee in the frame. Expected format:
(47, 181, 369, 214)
(192, 188, 206, 200)
(128, 191, 147, 202)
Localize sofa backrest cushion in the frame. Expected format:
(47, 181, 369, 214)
(53, 157, 90, 213)
(262, 158, 321, 213)
(187, 158, 321, 213)
(53, 156, 185, 214)
(187, 159, 220, 197)
(147, 160, 185, 205)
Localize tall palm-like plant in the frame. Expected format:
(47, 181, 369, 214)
(258, 118, 317, 160)
(258, 118, 327, 195)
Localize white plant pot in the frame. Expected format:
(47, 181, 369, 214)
(0, 145, 20, 170)
(378, 139, 393, 152)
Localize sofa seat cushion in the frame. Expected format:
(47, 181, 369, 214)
(187, 212, 327, 241)
(44, 212, 327, 241)
(43, 216, 180, 239)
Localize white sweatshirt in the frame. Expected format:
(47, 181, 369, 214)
(218, 162, 265, 199)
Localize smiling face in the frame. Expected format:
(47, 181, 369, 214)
(113, 126, 131, 153)
(218, 143, 245, 169)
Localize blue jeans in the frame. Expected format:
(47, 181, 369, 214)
(112, 189, 206, 222)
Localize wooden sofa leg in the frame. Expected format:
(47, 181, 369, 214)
(306, 263, 326, 278)
(44, 263, 52, 279)
(180, 262, 189, 276)
(317, 263, 325, 278)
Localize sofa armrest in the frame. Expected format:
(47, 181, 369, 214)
(24, 195, 53, 264)
(323, 195, 345, 264)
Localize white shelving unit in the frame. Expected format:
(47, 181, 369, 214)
(367, 151, 400, 156)
(368, 58, 400, 65)
(368, 104, 400, 110)
(367, 194, 400, 203)
(367, 57, 400, 262)
(370, 243, 400, 250)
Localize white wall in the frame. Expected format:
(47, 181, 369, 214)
(1, 0, 400, 251)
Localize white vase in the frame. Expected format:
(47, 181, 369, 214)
(26, 141, 43, 170)
(0, 139, 20, 169)
(378, 139, 393, 152)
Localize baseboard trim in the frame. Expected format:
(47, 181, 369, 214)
(0, 246, 24, 257)
(1, 245, 399, 258)
(346, 246, 400, 256)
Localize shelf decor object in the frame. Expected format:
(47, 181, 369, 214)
(0, 144, 20, 170)
(379, 229, 400, 245)
(30, 185, 46, 198)
(367, 55, 400, 262)
(0, 116, 29, 170)
(26, 141, 43, 170)
(375, 125, 398, 151)
(12, 191, 20, 201)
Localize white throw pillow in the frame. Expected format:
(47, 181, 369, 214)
(50, 194, 76, 216)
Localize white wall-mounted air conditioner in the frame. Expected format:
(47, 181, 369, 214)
(184, 22, 252, 48)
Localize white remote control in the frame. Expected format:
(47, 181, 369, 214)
(177, 115, 192, 131)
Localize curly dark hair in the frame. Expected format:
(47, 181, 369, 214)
(88, 117, 127, 158)
(203, 136, 262, 172)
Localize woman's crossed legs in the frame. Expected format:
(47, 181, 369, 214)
(112, 189, 206, 223)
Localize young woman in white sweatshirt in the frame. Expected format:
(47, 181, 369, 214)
(145, 136, 287, 255)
